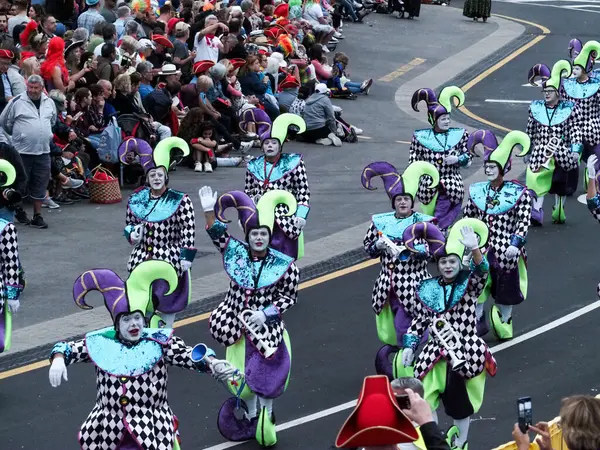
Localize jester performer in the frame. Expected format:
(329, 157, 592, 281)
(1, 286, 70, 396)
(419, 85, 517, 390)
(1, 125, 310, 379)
(569, 38, 600, 82)
(464, 130, 532, 340)
(400, 218, 497, 450)
(200, 186, 300, 448)
(48, 260, 237, 450)
(562, 40, 600, 175)
(409, 86, 471, 231)
(526, 60, 583, 225)
(120, 137, 195, 328)
(244, 113, 309, 260)
(361, 160, 440, 379)
(0, 158, 25, 353)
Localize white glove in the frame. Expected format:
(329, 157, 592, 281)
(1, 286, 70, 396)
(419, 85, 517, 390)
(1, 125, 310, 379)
(209, 359, 239, 382)
(444, 155, 459, 166)
(459, 225, 480, 250)
(180, 260, 192, 271)
(49, 357, 68, 387)
(199, 186, 218, 212)
(7, 299, 19, 313)
(375, 238, 386, 250)
(246, 310, 267, 330)
(130, 224, 145, 245)
(294, 216, 306, 230)
(402, 348, 414, 367)
(505, 245, 520, 259)
(588, 155, 598, 179)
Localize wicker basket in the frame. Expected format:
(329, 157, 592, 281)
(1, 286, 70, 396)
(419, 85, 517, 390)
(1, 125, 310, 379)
(89, 166, 122, 204)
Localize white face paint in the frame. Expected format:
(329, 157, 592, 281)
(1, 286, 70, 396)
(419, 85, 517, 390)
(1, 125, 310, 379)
(248, 227, 270, 253)
(484, 162, 501, 181)
(543, 88, 559, 105)
(147, 168, 166, 191)
(262, 138, 281, 158)
(118, 311, 145, 343)
(436, 114, 451, 131)
(438, 255, 461, 281)
(572, 65, 584, 79)
(394, 194, 413, 218)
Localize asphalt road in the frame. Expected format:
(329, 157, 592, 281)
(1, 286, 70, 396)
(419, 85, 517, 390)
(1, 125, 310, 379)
(1, 249, 599, 450)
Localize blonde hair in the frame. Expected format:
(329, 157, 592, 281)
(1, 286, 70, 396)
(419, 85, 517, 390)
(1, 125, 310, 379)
(560, 396, 600, 450)
(21, 57, 40, 79)
(196, 75, 213, 91)
(114, 73, 132, 94)
(219, 58, 233, 74)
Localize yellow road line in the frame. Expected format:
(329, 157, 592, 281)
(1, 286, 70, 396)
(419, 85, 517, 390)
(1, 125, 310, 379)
(458, 15, 550, 132)
(379, 58, 426, 82)
(0, 259, 379, 380)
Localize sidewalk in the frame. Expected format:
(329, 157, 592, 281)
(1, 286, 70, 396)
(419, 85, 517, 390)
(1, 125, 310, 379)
(1, 6, 525, 367)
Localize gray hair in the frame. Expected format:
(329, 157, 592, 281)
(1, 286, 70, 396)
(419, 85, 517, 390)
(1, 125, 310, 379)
(27, 74, 43, 85)
(48, 89, 66, 111)
(209, 63, 226, 80)
(117, 5, 130, 17)
(137, 61, 153, 75)
(391, 377, 425, 397)
(204, 14, 218, 26)
(72, 27, 89, 42)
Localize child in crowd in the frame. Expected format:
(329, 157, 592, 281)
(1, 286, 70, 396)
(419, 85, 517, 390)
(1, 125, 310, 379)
(328, 52, 373, 97)
(191, 122, 250, 173)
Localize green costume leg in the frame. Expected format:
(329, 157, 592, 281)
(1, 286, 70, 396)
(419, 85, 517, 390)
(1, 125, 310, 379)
(1, 304, 12, 352)
(393, 350, 415, 379)
(423, 359, 447, 413)
(490, 255, 528, 340)
(225, 336, 254, 400)
(297, 232, 304, 260)
(420, 191, 439, 217)
(552, 195, 566, 224)
(173, 436, 181, 450)
(376, 303, 397, 346)
(525, 162, 553, 198)
(256, 406, 277, 447)
(465, 371, 487, 414)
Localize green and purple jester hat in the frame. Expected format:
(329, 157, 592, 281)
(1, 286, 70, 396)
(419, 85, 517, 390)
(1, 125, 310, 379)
(570, 39, 600, 73)
(467, 130, 531, 175)
(411, 85, 465, 126)
(528, 59, 572, 91)
(263, 112, 307, 148)
(118, 136, 190, 177)
(361, 160, 440, 208)
(215, 189, 297, 241)
(402, 217, 489, 261)
(73, 260, 179, 329)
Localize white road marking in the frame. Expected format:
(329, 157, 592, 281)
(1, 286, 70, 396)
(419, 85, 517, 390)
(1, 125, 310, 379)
(202, 299, 600, 449)
(495, 0, 600, 13)
(578, 193, 588, 205)
(485, 99, 532, 103)
(522, 81, 542, 87)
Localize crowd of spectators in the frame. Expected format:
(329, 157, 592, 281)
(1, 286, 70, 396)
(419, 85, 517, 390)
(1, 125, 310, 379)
(0, 0, 376, 229)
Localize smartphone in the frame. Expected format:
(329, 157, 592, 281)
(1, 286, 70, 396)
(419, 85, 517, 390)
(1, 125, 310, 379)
(517, 397, 533, 433)
(73, 111, 84, 121)
(395, 394, 411, 410)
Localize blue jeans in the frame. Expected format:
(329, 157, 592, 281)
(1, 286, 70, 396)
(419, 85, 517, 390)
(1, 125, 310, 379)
(338, 0, 359, 20)
(344, 81, 363, 94)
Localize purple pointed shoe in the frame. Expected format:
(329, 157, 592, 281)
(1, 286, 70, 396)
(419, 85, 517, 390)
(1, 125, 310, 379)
(476, 314, 489, 337)
(217, 397, 258, 442)
(530, 207, 543, 227)
(375, 345, 397, 380)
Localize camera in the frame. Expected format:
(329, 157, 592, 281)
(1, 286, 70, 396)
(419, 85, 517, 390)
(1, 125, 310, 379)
(2, 188, 21, 204)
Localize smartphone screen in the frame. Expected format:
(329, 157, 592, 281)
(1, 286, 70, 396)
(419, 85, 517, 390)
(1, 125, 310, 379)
(395, 394, 411, 410)
(517, 397, 533, 433)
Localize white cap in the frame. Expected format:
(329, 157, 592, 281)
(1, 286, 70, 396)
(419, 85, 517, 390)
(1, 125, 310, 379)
(315, 83, 330, 95)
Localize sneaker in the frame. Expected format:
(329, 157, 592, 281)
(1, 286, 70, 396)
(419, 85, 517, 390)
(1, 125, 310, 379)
(330, 37, 339, 44)
(203, 162, 213, 173)
(71, 187, 90, 199)
(322, 46, 330, 53)
(239, 141, 253, 154)
(30, 214, 48, 229)
(351, 126, 363, 135)
(194, 161, 203, 172)
(316, 137, 333, 146)
(66, 191, 82, 202)
(54, 193, 74, 205)
(14, 207, 30, 225)
(42, 196, 60, 209)
(361, 78, 373, 95)
(328, 133, 343, 147)
(333, 31, 344, 39)
(62, 177, 84, 189)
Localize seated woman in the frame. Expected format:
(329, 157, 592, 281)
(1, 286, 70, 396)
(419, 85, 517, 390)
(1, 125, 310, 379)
(41, 37, 91, 93)
(207, 63, 241, 135)
(238, 55, 280, 120)
(72, 85, 107, 148)
(328, 52, 373, 97)
(276, 66, 302, 112)
(111, 73, 141, 116)
(308, 44, 332, 83)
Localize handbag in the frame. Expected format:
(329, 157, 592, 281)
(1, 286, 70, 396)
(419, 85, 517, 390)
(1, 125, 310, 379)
(88, 166, 122, 204)
(96, 117, 122, 163)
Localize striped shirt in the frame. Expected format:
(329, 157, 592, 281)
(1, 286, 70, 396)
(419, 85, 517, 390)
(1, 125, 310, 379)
(77, 9, 106, 35)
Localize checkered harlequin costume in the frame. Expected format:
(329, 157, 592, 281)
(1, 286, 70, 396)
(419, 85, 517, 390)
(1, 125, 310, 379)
(125, 187, 196, 276)
(587, 193, 600, 222)
(244, 113, 310, 260)
(51, 332, 211, 450)
(207, 220, 299, 356)
(560, 78, 600, 147)
(50, 261, 217, 450)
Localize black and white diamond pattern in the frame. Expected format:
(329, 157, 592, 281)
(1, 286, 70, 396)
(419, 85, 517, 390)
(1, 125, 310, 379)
(0, 222, 22, 293)
(126, 193, 196, 276)
(407, 270, 495, 380)
(208, 232, 300, 356)
(463, 187, 532, 270)
(560, 85, 600, 146)
(409, 132, 471, 205)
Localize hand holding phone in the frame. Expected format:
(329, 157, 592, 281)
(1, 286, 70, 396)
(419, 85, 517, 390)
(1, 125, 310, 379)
(517, 397, 533, 433)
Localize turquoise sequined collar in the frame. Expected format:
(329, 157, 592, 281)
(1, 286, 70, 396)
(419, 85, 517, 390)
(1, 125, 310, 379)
(563, 78, 600, 99)
(372, 212, 435, 239)
(416, 272, 470, 313)
(247, 153, 302, 182)
(468, 181, 526, 214)
(128, 188, 185, 222)
(223, 238, 294, 290)
(413, 128, 465, 152)
(530, 100, 574, 126)
(85, 327, 173, 377)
